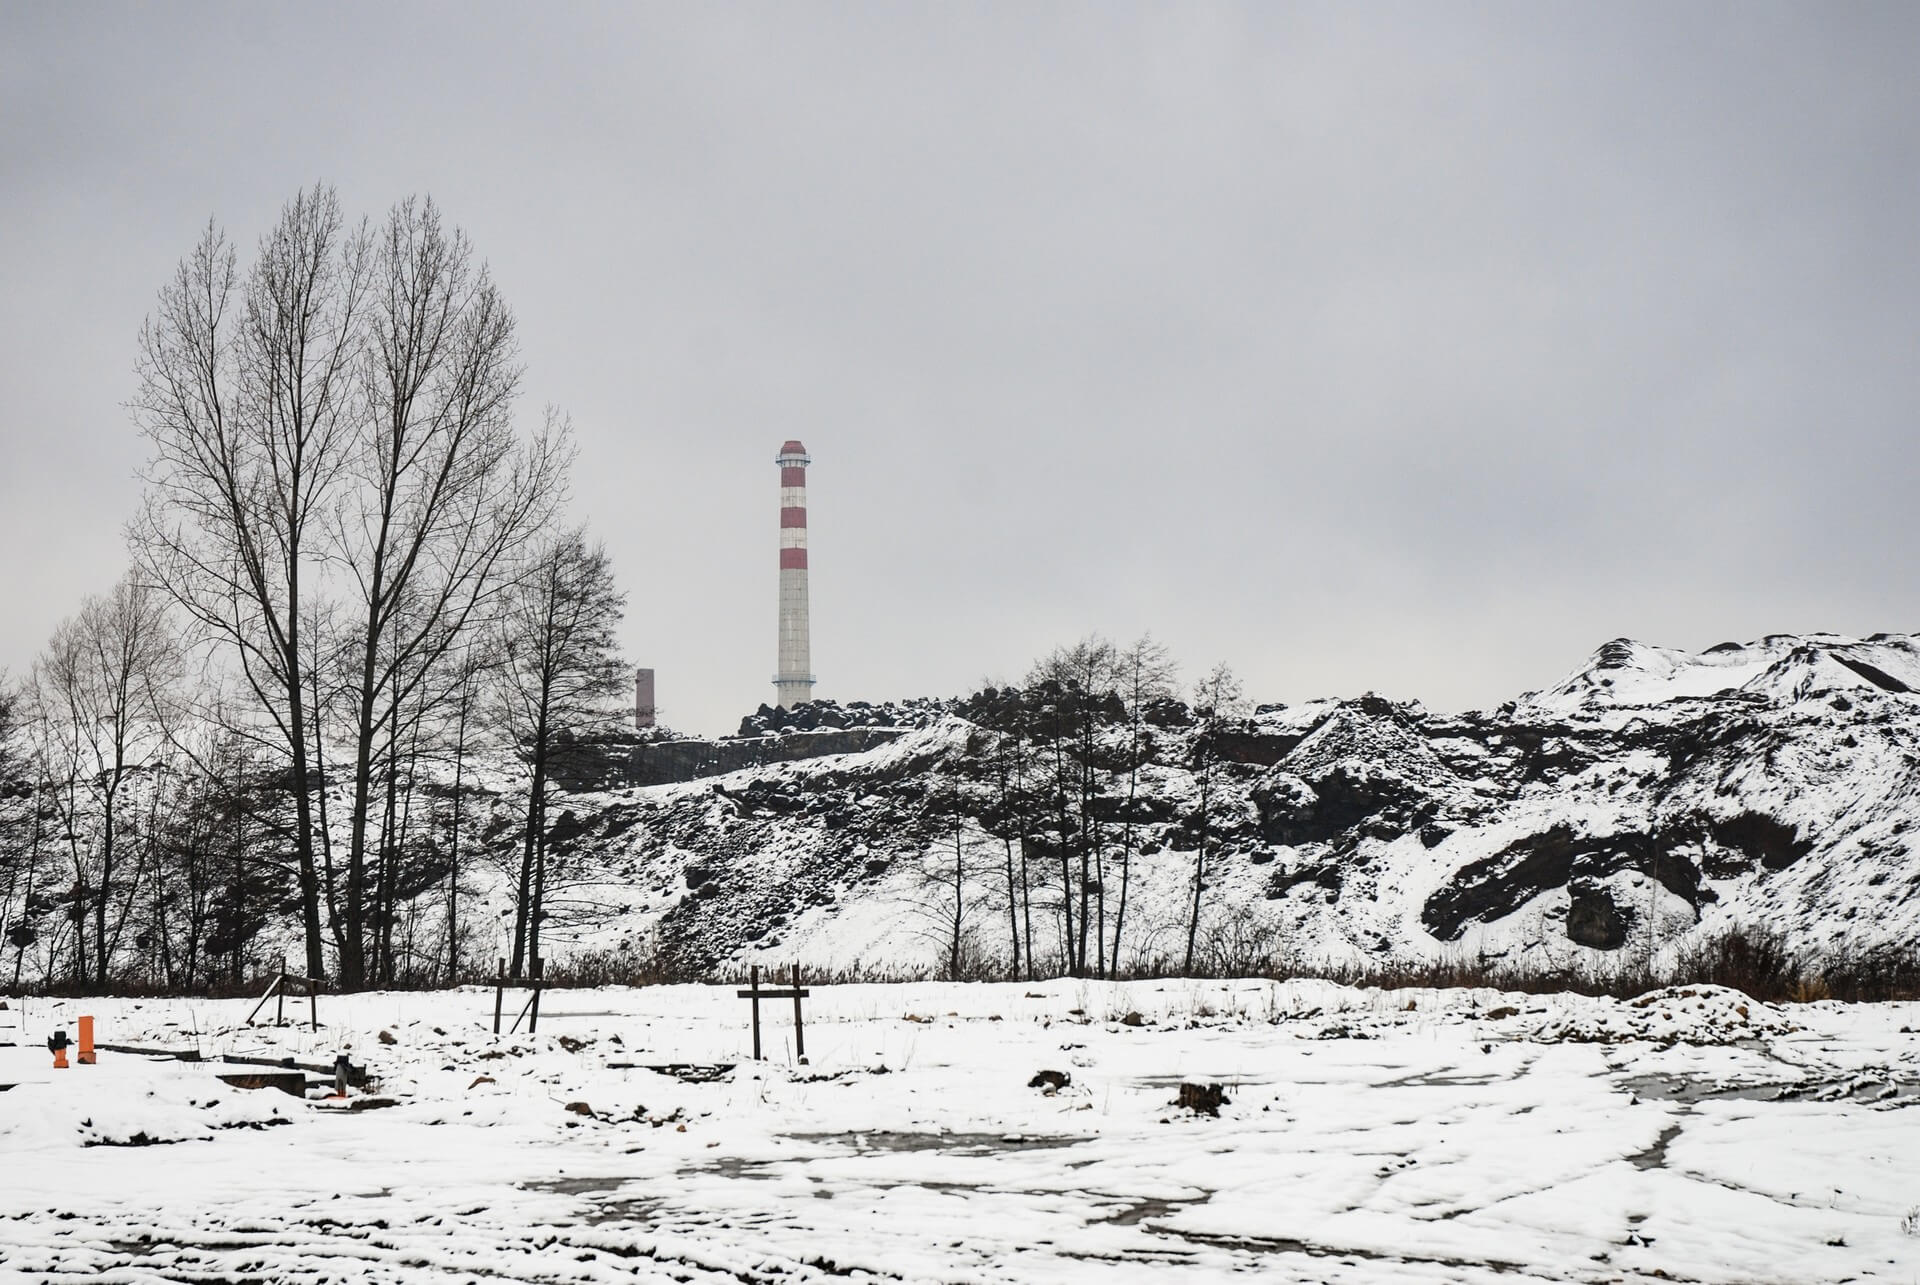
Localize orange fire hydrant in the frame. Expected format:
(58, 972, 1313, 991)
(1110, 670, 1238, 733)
(48, 1029, 70, 1069)
(77, 1016, 95, 1065)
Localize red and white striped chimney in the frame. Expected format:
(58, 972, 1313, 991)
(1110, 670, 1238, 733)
(773, 440, 815, 708)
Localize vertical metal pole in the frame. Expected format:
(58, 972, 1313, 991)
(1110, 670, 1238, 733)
(529, 956, 543, 1034)
(493, 957, 505, 1035)
(276, 955, 286, 1026)
(750, 964, 762, 1061)
(791, 963, 806, 1064)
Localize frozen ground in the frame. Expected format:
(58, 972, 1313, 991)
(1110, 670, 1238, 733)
(3, 980, 1919, 1283)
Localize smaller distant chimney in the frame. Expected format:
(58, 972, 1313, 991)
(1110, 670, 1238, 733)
(635, 668, 656, 730)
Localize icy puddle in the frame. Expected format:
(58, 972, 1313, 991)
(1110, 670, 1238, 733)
(6, 979, 1920, 1283)
(1623, 1069, 1920, 1106)
(786, 1129, 1086, 1154)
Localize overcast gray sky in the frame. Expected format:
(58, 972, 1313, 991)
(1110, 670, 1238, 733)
(3, 3, 1916, 736)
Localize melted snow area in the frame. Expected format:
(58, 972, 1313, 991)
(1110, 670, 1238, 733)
(4, 981, 1920, 1283)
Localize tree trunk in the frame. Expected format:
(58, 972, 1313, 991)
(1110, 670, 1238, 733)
(1185, 759, 1211, 975)
(446, 682, 470, 984)
(511, 739, 548, 979)
(284, 602, 327, 982)
(1002, 831, 1019, 981)
(94, 784, 116, 986)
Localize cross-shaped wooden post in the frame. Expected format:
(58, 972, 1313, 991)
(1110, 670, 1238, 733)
(737, 963, 811, 1063)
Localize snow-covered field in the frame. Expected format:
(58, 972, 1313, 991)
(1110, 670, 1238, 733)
(3, 980, 1918, 1283)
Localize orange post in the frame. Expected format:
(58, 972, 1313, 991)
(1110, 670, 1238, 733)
(77, 1016, 95, 1065)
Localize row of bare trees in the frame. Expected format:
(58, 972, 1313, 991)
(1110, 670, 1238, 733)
(914, 635, 1251, 980)
(0, 187, 628, 992)
(0, 584, 277, 991)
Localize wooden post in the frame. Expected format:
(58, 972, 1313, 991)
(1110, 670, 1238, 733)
(310, 976, 320, 1031)
(243, 974, 285, 1027)
(528, 956, 544, 1035)
(790, 963, 806, 1064)
(735, 966, 811, 1063)
(493, 957, 506, 1035)
(275, 955, 286, 1026)
(749, 965, 762, 1060)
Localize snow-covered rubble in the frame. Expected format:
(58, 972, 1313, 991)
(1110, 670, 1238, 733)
(505, 632, 1920, 975)
(12, 630, 1914, 986)
(3, 980, 1919, 1282)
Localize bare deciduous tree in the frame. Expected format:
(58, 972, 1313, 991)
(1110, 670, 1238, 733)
(1110, 634, 1176, 973)
(324, 197, 568, 989)
(496, 532, 627, 978)
(907, 784, 988, 981)
(1026, 636, 1120, 976)
(131, 186, 370, 981)
(1185, 661, 1246, 974)
(28, 576, 183, 986)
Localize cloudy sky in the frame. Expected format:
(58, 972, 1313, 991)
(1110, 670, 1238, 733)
(3, 3, 1916, 735)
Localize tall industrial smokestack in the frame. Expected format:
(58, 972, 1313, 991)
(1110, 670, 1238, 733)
(634, 668, 655, 729)
(773, 440, 815, 708)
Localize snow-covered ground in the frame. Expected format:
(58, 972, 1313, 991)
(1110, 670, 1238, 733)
(3, 980, 1918, 1283)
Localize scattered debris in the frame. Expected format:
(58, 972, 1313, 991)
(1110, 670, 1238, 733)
(605, 1063, 735, 1083)
(215, 1071, 306, 1098)
(312, 1096, 397, 1113)
(1176, 1083, 1229, 1116)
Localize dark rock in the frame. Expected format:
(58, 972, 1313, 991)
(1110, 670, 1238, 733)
(1711, 813, 1812, 871)
(1175, 1083, 1229, 1116)
(1565, 884, 1630, 950)
(1423, 827, 1705, 942)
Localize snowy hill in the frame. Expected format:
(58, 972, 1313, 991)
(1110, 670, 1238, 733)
(514, 633, 1920, 976)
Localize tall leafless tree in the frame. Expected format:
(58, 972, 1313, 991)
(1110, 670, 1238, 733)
(130, 186, 370, 981)
(328, 198, 568, 988)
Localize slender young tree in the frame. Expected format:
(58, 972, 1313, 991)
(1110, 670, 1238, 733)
(1110, 634, 1176, 974)
(1026, 637, 1118, 975)
(0, 674, 39, 980)
(981, 725, 1034, 980)
(905, 782, 984, 981)
(1185, 662, 1246, 974)
(441, 642, 489, 982)
(496, 532, 627, 978)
